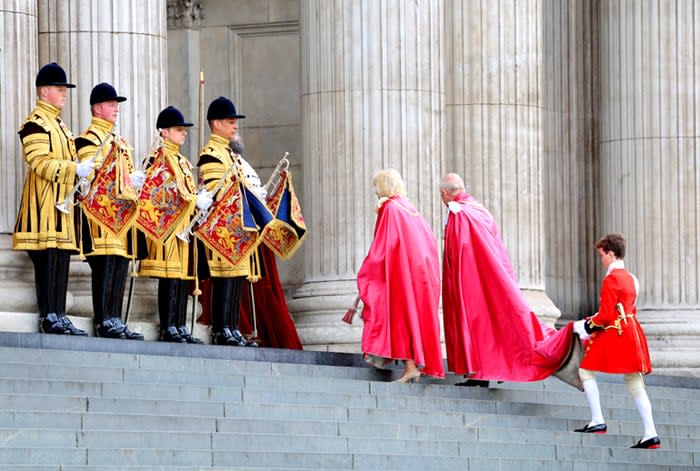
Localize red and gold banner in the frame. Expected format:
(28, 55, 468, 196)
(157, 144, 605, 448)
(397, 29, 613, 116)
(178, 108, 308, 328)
(195, 179, 260, 267)
(262, 171, 307, 259)
(136, 149, 191, 243)
(81, 140, 138, 238)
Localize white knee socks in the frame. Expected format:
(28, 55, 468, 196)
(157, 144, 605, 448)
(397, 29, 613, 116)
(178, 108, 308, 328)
(582, 378, 605, 426)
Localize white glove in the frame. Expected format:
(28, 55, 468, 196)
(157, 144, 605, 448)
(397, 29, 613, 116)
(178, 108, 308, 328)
(76, 160, 94, 178)
(256, 187, 268, 200)
(129, 170, 145, 190)
(196, 190, 214, 211)
(573, 320, 591, 340)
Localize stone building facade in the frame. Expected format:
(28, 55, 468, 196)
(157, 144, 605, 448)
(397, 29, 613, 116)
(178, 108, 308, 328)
(0, 0, 698, 376)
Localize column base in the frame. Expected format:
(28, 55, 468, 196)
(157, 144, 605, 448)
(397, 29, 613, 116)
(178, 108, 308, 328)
(522, 289, 562, 327)
(287, 280, 363, 352)
(639, 309, 700, 378)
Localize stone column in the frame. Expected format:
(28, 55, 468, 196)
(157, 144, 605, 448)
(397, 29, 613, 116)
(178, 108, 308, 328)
(600, 0, 700, 376)
(0, 0, 39, 330)
(541, 0, 600, 322)
(34, 0, 168, 332)
(445, 0, 560, 325)
(291, 0, 445, 351)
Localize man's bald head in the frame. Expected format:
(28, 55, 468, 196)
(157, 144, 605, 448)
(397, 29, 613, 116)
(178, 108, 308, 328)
(439, 173, 465, 205)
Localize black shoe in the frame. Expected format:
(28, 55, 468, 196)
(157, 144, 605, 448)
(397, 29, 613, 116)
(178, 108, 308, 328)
(231, 329, 257, 347)
(97, 318, 144, 340)
(455, 379, 490, 388)
(39, 313, 71, 335)
(112, 318, 144, 340)
(211, 327, 241, 346)
(177, 326, 203, 344)
(58, 315, 88, 336)
(631, 436, 661, 449)
(160, 326, 186, 343)
(574, 423, 607, 434)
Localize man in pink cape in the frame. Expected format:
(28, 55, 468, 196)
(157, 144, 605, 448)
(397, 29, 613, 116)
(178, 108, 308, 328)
(440, 173, 575, 385)
(357, 169, 444, 382)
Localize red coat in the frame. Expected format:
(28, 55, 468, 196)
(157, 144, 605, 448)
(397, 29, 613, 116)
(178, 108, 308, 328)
(357, 196, 444, 378)
(580, 268, 652, 374)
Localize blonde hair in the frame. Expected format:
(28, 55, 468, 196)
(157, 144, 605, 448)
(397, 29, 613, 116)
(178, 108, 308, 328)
(373, 168, 407, 198)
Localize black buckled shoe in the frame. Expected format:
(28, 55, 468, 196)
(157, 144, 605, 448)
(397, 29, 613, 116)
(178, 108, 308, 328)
(211, 327, 240, 346)
(39, 313, 71, 335)
(161, 326, 186, 343)
(58, 315, 88, 336)
(95, 318, 126, 339)
(97, 318, 144, 340)
(231, 329, 257, 347)
(177, 326, 204, 344)
(574, 423, 608, 434)
(631, 436, 661, 449)
(113, 318, 145, 341)
(455, 379, 490, 387)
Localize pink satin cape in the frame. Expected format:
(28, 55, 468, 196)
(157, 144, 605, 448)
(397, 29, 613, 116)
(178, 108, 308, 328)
(442, 192, 573, 381)
(357, 196, 445, 378)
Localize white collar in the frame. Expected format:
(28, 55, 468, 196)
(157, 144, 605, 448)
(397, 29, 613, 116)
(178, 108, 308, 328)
(606, 259, 625, 276)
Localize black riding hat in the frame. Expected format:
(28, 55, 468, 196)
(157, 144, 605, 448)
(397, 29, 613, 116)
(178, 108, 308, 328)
(89, 82, 126, 105)
(207, 96, 246, 120)
(35, 62, 75, 88)
(156, 106, 193, 129)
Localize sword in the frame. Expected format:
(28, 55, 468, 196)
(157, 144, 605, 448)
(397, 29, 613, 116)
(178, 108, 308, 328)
(124, 261, 137, 325)
(248, 280, 258, 339)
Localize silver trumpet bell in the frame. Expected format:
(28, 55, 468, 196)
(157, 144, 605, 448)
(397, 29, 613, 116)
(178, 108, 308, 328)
(56, 177, 91, 214)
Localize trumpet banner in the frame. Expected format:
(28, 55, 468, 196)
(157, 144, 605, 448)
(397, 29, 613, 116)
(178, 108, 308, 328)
(195, 180, 261, 268)
(263, 171, 307, 259)
(136, 149, 191, 243)
(81, 141, 138, 238)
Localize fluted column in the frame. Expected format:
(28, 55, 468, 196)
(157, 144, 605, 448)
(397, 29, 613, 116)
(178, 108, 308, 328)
(0, 0, 39, 329)
(36, 0, 167, 326)
(600, 0, 700, 375)
(291, 0, 445, 351)
(446, 0, 560, 325)
(541, 0, 600, 322)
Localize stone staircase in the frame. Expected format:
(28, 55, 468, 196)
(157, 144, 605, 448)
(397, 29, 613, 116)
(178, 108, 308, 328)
(0, 332, 698, 470)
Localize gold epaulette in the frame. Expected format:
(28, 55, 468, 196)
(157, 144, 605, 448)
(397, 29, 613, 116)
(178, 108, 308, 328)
(78, 129, 104, 146)
(20, 112, 49, 133)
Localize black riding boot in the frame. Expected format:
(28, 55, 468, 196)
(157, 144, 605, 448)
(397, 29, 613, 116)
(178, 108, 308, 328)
(210, 277, 239, 346)
(229, 277, 257, 347)
(109, 257, 144, 340)
(88, 256, 110, 334)
(176, 280, 203, 344)
(29, 250, 69, 335)
(159, 278, 184, 342)
(54, 249, 86, 336)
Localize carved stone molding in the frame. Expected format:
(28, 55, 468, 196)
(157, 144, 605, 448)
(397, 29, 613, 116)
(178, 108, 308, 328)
(167, 0, 202, 29)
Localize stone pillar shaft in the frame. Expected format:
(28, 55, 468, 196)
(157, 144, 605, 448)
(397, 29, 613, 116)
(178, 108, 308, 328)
(446, 0, 559, 323)
(0, 0, 37, 233)
(541, 0, 600, 321)
(38, 0, 168, 156)
(600, 0, 700, 374)
(294, 0, 445, 350)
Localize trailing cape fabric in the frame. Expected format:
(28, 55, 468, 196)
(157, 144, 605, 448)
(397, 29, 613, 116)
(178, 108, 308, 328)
(239, 246, 303, 350)
(442, 192, 574, 382)
(357, 196, 445, 378)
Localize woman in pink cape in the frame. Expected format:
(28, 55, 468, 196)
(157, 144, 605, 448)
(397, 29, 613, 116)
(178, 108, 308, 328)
(440, 173, 575, 384)
(357, 169, 444, 383)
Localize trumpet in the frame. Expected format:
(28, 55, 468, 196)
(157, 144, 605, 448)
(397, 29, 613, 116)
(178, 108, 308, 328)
(264, 152, 290, 197)
(176, 163, 236, 243)
(56, 133, 114, 214)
